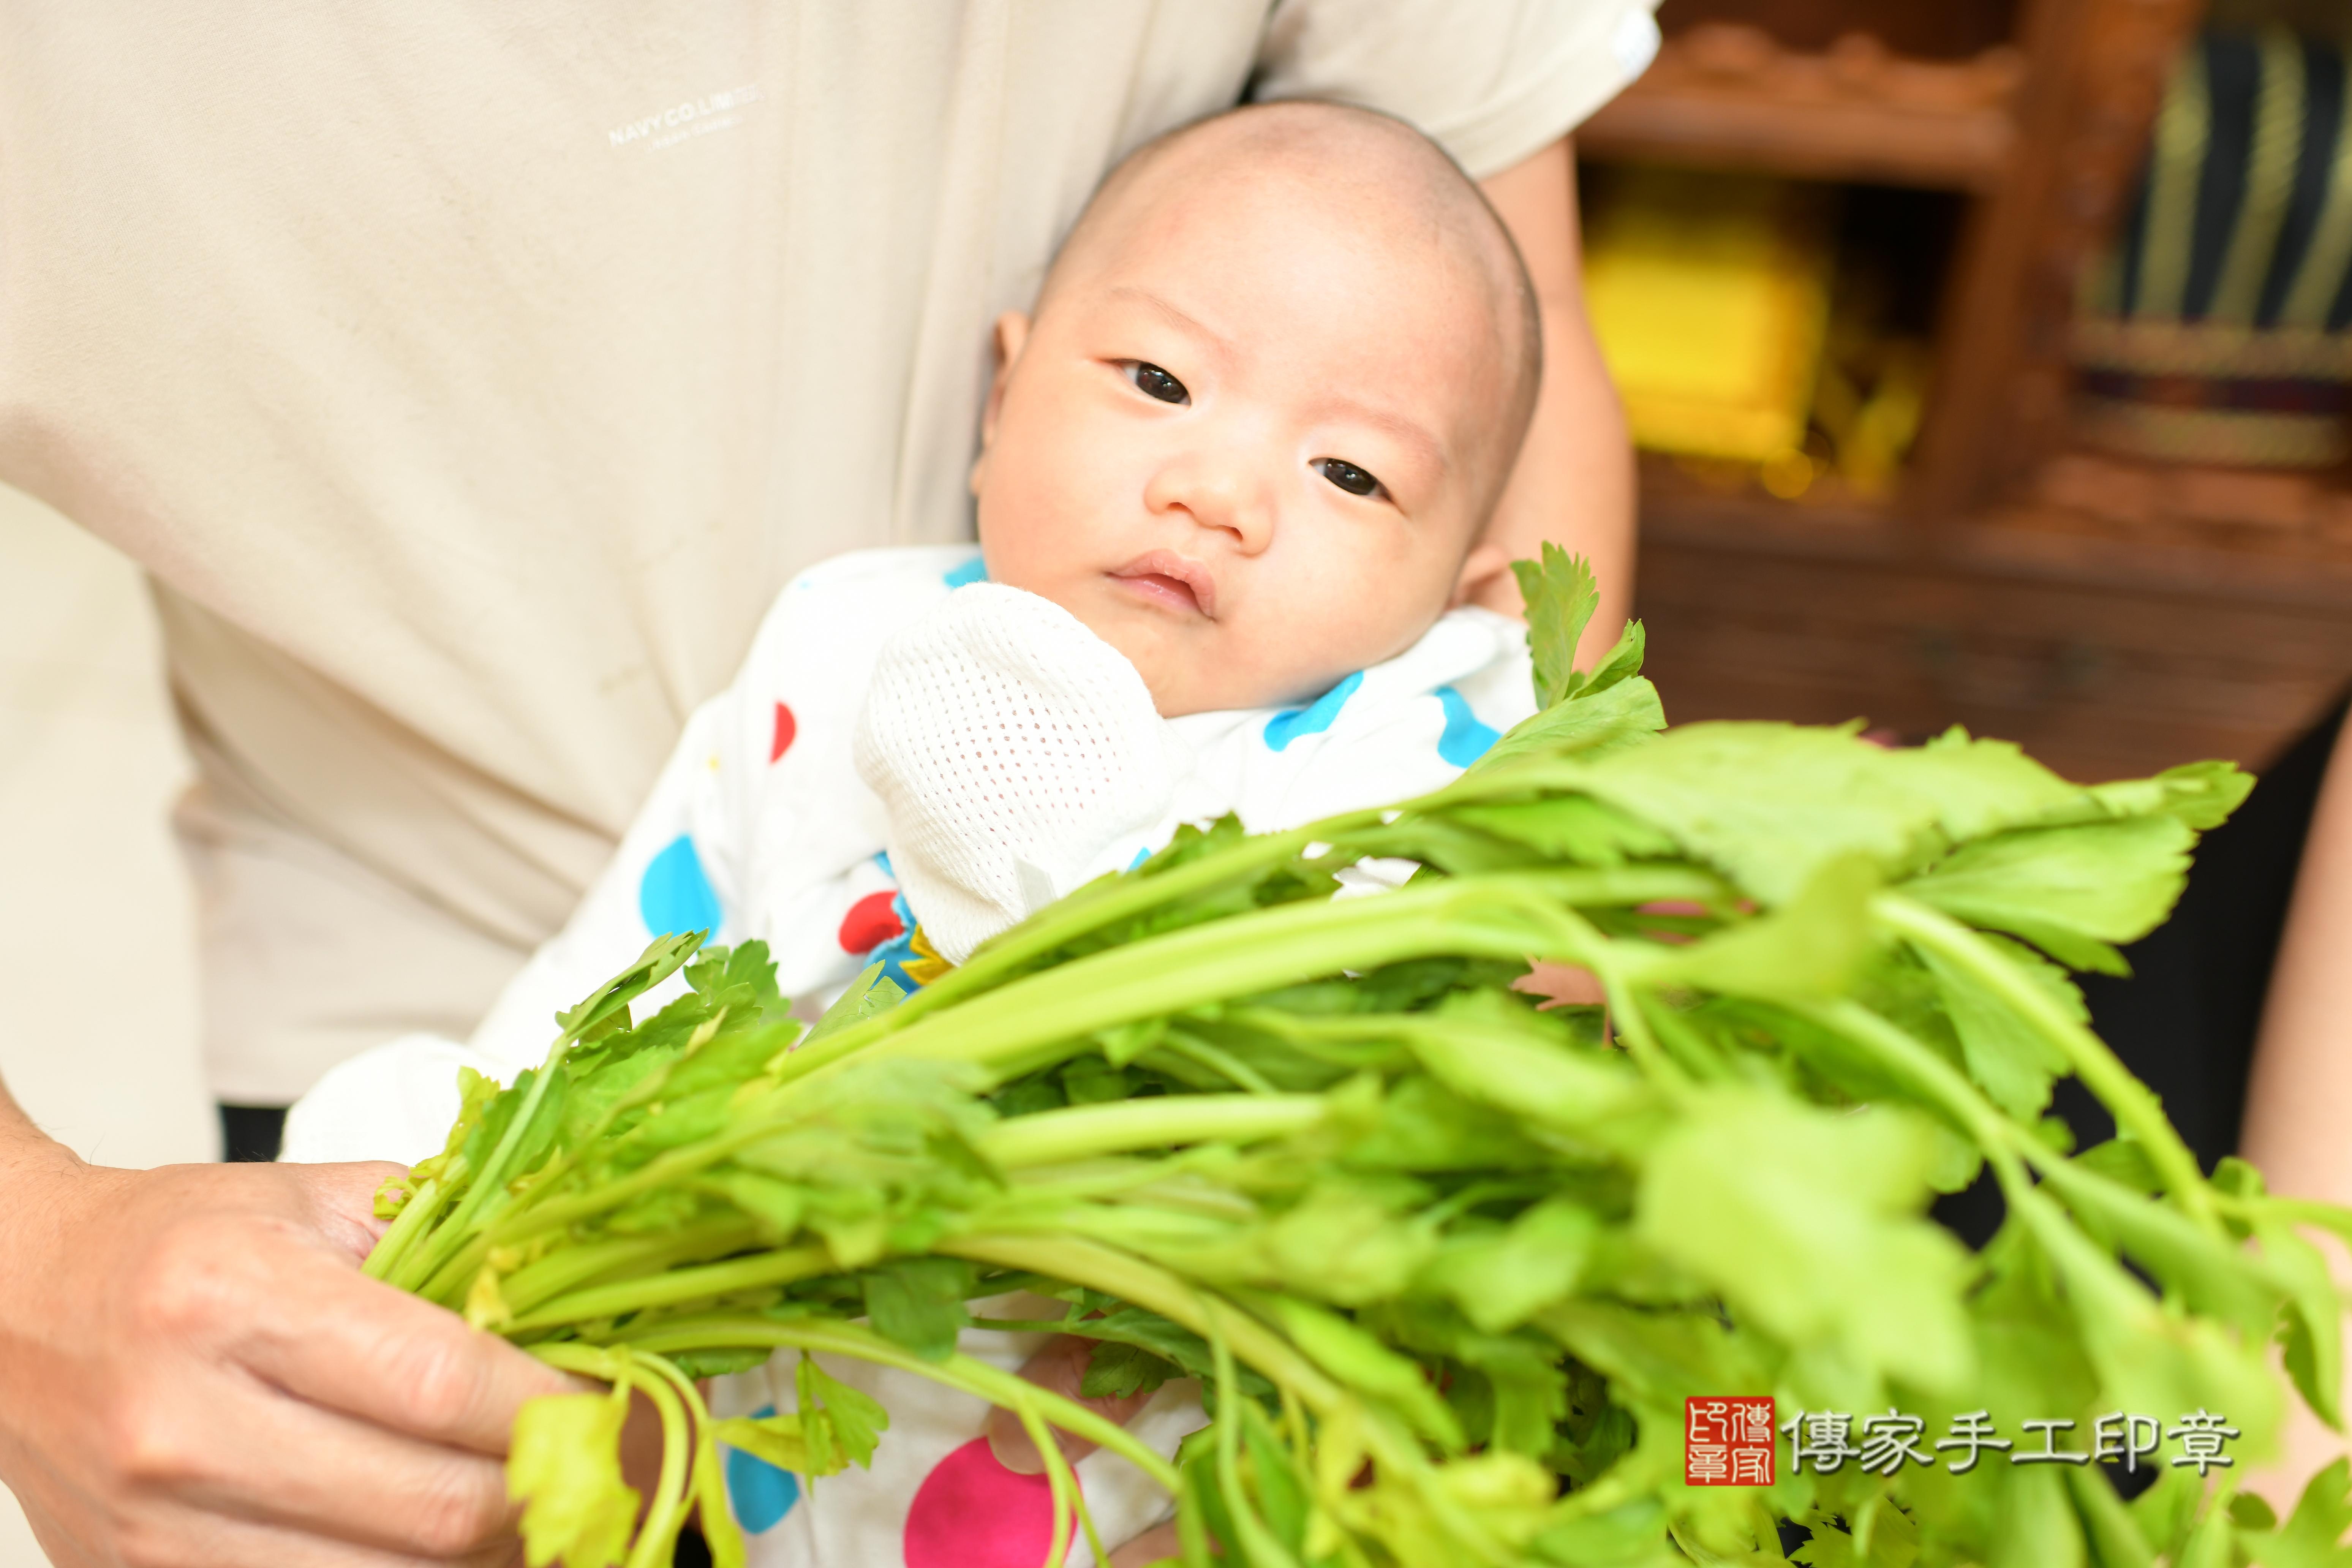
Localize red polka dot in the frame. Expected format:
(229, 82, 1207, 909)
(902, 1438, 1067, 1568)
(838, 891, 905, 954)
(770, 702, 798, 763)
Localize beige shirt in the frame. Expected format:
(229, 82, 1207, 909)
(0, 0, 1657, 1102)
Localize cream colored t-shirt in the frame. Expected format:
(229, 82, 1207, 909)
(0, 0, 1658, 1102)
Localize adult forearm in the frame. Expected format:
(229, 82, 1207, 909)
(2240, 716, 2352, 1504)
(1474, 294, 1635, 641)
(2242, 717, 2352, 1197)
(1473, 137, 1636, 652)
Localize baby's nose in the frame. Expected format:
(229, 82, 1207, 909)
(1146, 450, 1276, 551)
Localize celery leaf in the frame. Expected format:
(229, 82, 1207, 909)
(508, 1389, 640, 1568)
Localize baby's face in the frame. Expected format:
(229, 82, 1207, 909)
(972, 155, 1516, 716)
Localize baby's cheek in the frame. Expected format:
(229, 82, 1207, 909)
(1310, 571, 1434, 668)
(974, 485, 1086, 596)
(1082, 623, 1184, 716)
(1182, 612, 1347, 715)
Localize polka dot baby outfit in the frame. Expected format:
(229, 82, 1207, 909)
(283, 544, 1534, 1565)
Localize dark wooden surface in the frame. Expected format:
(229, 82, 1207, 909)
(1637, 526, 2352, 782)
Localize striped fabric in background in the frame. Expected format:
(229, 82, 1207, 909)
(2076, 27, 2352, 468)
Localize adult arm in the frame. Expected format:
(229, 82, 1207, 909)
(1470, 135, 1636, 654)
(2238, 716, 2352, 1505)
(0, 1078, 571, 1566)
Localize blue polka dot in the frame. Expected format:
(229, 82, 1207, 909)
(943, 555, 988, 588)
(1434, 686, 1500, 767)
(1263, 671, 1363, 752)
(724, 1404, 801, 1532)
(1127, 846, 1152, 872)
(639, 835, 721, 938)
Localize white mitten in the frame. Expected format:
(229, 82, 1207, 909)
(854, 583, 1185, 964)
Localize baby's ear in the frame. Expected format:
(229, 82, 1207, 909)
(971, 310, 1034, 496)
(1449, 536, 1516, 612)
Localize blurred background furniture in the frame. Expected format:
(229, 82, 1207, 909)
(1583, 0, 2352, 786)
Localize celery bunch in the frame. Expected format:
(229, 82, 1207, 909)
(368, 549, 2352, 1568)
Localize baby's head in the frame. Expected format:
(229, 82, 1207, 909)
(971, 101, 1541, 717)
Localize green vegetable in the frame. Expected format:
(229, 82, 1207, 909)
(370, 545, 2349, 1567)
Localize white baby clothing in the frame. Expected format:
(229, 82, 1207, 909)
(852, 581, 1195, 965)
(283, 543, 1533, 1565)
(287, 544, 1533, 1153)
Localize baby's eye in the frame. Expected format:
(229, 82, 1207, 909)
(1124, 362, 1190, 405)
(1314, 458, 1384, 499)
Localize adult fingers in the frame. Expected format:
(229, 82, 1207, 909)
(156, 1371, 520, 1560)
(132, 1506, 519, 1568)
(18, 1476, 518, 1568)
(229, 1253, 572, 1457)
(985, 1334, 1158, 1475)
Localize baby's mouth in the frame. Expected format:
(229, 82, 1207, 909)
(1109, 552, 1217, 619)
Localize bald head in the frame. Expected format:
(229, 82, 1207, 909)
(1038, 101, 1544, 516)
(973, 100, 1550, 715)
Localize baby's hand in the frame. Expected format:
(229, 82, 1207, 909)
(986, 1334, 1197, 1563)
(984, 1332, 1159, 1472)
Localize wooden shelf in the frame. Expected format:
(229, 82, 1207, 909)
(1633, 454, 1898, 557)
(1580, 24, 2022, 190)
(1608, 0, 2352, 779)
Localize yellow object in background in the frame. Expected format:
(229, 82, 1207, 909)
(1581, 168, 1836, 464)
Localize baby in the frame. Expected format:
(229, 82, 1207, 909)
(287, 100, 1547, 1566)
